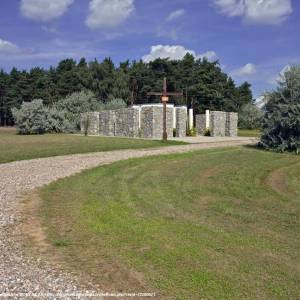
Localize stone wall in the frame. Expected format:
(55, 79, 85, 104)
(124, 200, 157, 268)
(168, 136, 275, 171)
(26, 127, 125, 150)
(176, 107, 187, 137)
(114, 108, 139, 137)
(210, 111, 226, 137)
(195, 110, 238, 137)
(81, 105, 187, 139)
(225, 112, 238, 137)
(80, 112, 99, 135)
(195, 114, 206, 135)
(140, 106, 173, 139)
(99, 110, 116, 136)
(98, 108, 140, 137)
(140, 106, 153, 139)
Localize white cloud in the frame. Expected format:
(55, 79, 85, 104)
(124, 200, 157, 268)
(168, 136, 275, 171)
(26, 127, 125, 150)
(20, 0, 74, 22)
(86, 0, 135, 29)
(166, 9, 185, 22)
(214, 0, 293, 24)
(231, 63, 257, 77)
(0, 39, 20, 54)
(142, 45, 217, 63)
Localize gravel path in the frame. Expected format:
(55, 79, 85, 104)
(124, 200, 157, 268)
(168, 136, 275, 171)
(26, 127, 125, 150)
(0, 139, 256, 299)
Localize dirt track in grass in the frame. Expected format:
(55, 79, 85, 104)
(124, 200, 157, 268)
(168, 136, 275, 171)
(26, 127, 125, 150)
(0, 139, 258, 297)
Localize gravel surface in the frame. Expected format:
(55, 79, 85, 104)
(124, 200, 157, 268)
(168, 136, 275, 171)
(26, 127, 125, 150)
(0, 139, 256, 299)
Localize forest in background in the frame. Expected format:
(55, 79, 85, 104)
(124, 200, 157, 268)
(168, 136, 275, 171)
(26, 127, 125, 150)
(0, 53, 253, 126)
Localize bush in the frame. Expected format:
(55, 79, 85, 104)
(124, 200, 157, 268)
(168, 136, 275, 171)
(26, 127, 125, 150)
(12, 99, 49, 134)
(187, 127, 197, 137)
(238, 103, 263, 129)
(12, 92, 128, 135)
(56, 90, 101, 132)
(46, 107, 76, 133)
(103, 98, 127, 111)
(260, 66, 300, 153)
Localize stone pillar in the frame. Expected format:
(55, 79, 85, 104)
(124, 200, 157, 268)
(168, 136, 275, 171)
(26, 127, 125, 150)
(210, 111, 226, 137)
(188, 108, 194, 129)
(225, 112, 238, 137)
(176, 107, 187, 137)
(80, 112, 99, 135)
(195, 114, 206, 135)
(99, 110, 116, 136)
(140, 105, 173, 139)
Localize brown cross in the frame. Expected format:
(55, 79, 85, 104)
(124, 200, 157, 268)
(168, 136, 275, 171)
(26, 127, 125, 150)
(147, 77, 183, 140)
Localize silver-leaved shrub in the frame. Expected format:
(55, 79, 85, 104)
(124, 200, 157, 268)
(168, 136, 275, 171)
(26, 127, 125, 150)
(12, 99, 49, 134)
(238, 103, 263, 129)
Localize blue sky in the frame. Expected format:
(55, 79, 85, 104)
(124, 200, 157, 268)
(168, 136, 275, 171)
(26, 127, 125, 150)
(0, 0, 299, 98)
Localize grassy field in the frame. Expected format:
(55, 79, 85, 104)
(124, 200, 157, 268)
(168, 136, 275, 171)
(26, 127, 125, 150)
(36, 147, 300, 299)
(238, 129, 261, 137)
(0, 127, 184, 164)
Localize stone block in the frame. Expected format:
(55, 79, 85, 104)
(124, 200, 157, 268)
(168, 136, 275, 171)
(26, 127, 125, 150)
(140, 106, 173, 139)
(80, 112, 99, 135)
(196, 114, 206, 135)
(226, 112, 238, 137)
(210, 111, 226, 137)
(176, 107, 187, 137)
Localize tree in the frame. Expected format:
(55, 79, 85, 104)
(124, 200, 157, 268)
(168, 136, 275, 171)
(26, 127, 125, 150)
(1, 54, 254, 127)
(0, 69, 9, 126)
(236, 82, 253, 111)
(260, 65, 300, 153)
(239, 103, 263, 129)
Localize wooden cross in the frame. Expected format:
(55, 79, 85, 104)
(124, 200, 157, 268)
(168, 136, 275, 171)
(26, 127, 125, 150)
(147, 77, 183, 140)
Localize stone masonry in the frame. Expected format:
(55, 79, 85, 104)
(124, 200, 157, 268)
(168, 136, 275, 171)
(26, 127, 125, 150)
(176, 107, 187, 137)
(81, 104, 186, 139)
(210, 111, 227, 137)
(225, 112, 238, 137)
(80, 112, 99, 135)
(115, 108, 140, 137)
(140, 106, 173, 139)
(98, 108, 140, 137)
(195, 114, 206, 136)
(196, 110, 238, 137)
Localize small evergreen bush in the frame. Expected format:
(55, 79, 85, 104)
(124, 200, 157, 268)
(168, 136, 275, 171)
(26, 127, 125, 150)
(260, 66, 300, 153)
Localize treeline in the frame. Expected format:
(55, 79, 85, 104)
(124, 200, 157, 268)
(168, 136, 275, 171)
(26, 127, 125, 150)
(0, 53, 253, 126)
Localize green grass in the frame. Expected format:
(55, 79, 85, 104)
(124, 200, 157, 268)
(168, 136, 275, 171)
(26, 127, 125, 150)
(238, 129, 261, 137)
(39, 147, 300, 299)
(0, 127, 185, 164)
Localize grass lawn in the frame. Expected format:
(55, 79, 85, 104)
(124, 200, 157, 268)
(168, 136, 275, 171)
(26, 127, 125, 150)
(238, 129, 261, 137)
(37, 147, 300, 299)
(0, 127, 185, 164)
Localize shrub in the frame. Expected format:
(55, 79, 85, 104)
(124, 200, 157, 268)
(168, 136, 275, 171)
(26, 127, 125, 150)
(56, 90, 101, 132)
(260, 65, 300, 153)
(187, 127, 197, 137)
(238, 103, 263, 129)
(103, 98, 127, 111)
(204, 128, 211, 136)
(12, 99, 49, 134)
